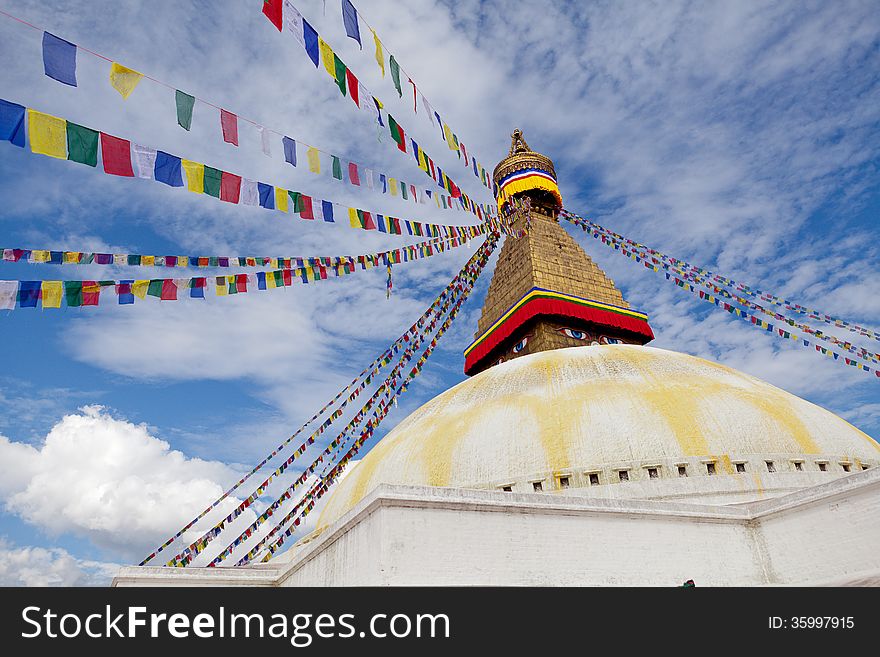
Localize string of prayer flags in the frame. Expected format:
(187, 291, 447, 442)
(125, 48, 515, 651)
(42, 32, 77, 87)
(109, 62, 143, 99)
(3, 97, 487, 236)
(559, 209, 879, 377)
(142, 237, 492, 566)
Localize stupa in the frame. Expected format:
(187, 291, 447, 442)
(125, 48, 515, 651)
(114, 131, 880, 587)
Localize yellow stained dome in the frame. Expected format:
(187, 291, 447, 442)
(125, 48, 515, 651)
(317, 345, 879, 529)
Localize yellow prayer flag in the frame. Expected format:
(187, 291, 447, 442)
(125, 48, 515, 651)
(275, 187, 289, 212)
(318, 38, 336, 80)
(307, 147, 321, 174)
(27, 109, 67, 159)
(215, 277, 228, 296)
(443, 123, 457, 151)
(109, 62, 143, 99)
(177, 256, 188, 268)
(265, 273, 276, 289)
(64, 252, 79, 264)
(32, 250, 50, 263)
(389, 178, 398, 196)
(141, 255, 155, 266)
(132, 280, 149, 299)
(348, 207, 360, 228)
(41, 281, 63, 309)
(372, 29, 384, 77)
(181, 159, 205, 193)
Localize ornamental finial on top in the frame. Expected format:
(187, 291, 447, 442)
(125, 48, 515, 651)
(509, 128, 531, 155)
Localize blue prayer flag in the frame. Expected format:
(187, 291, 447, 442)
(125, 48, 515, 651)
(282, 136, 296, 166)
(18, 281, 41, 308)
(258, 182, 275, 209)
(42, 32, 77, 86)
(118, 280, 134, 305)
(0, 99, 26, 148)
(380, 173, 387, 193)
(377, 214, 387, 233)
(256, 272, 267, 290)
(342, 0, 362, 48)
(49, 251, 63, 264)
(321, 200, 334, 222)
(190, 279, 205, 299)
(154, 151, 183, 187)
(303, 19, 319, 67)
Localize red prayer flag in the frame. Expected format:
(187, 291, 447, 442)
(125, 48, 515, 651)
(160, 279, 177, 300)
(300, 195, 314, 220)
(83, 281, 100, 306)
(362, 211, 376, 230)
(235, 274, 248, 293)
(346, 69, 359, 106)
(100, 133, 134, 177)
(348, 162, 360, 186)
(220, 171, 241, 203)
(261, 0, 283, 31)
(220, 109, 239, 146)
(282, 269, 292, 286)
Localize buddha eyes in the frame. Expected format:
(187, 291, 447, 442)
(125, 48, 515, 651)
(512, 337, 529, 353)
(559, 328, 588, 340)
(602, 336, 623, 345)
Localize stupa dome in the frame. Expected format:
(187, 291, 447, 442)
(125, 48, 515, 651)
(317, 344, 879, 529)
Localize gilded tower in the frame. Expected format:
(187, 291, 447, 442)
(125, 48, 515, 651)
(464, 130, 654, 375)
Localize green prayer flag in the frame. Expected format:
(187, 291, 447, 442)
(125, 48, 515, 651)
(127, 255, 141, 266)
(288, 190, 303, 212)
(147, 280, 163, 298)
(389, 55, 402, 97)
(332, 54, 347, 96)
(66, 122, 99, 167)
(400, 183, 408, 201)
(204, 166, 222, 197)
(273, 270, 284, 287)
(64, 281, 83, 307)
(176, 90, 195, 130)
(388, 115, 404, 149)
(332, 156, 343, 180)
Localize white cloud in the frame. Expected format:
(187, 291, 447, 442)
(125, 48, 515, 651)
(0, 538, 119, 586)
(0, 406, 245, 558)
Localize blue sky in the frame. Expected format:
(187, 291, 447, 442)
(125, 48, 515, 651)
(0, 0, 878, 584)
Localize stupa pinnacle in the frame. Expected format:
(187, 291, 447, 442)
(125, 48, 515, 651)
(464, 129, 655, 375)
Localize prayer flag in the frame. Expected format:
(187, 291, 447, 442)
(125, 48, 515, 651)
(42, 32, 77, 86)
(220, 172, 241, 203)
(348, 161, 360, 185)
(64, 281, 83, 307)
(319, 37, 336, 79)
(154, 151, 183, 186)
(100, 133, 134, 176)
(282, 136, 297, 166)
(109, 62, 143, 99)
(0, 281, 16, 309)
(259, 183, 275, 209)
(66, 122, 98, 167)
(275, 186, 289, 212)
(333, 54, 347, 96)
(182, 159, 205, 193)
(346, 69, 359, 106)
(220, 109, 238, 145)
(300, 194, 314, 219)
(388, 115, 406, 152)
(240, 178, 259, 205)
(204, 166, 222, 197)
(348, 207, 361, 228)
(0, 100, 26, 148)
(132, 144, 156, 178)
(389, 55, 402, 97)
(132, 280, 149, 299)
(303, 19, 319, 67)
(332, 155, 343, 180)
(371, 29, 384, 76)
(18, 281, 41, 308)
(190, 277, 206, 298)
(42, 281, 63, 308)
(161, 279, 177, 300)
(321, 200, 334, 222)
(175, 90, 195, 130)
(28, 109, 67, 159)
(361, 210, 376, 230)
(342, 0, 361, 47)
(147, 279, 163, 298)
(307, 147, 321, 173)
(262, 0, 283, 30)
(283, 1, 305, 46)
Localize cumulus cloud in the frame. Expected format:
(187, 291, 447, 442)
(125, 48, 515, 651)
(0, 538, 119, 586)
(0, 406, 248, 559)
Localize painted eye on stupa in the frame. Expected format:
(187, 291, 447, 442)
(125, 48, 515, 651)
(601, 336, 624, 345)
(558, 328, 588, 340)
(512, 337, 529, 354)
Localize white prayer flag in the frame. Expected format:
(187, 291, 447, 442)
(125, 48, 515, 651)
(364, 168, 374, 190)
(259, 126, 271, 156)
(133, 144, 157, 179)
(283, 1, 305, 47)
(0, 281, 17, 309)
(240, 178, 259, 206)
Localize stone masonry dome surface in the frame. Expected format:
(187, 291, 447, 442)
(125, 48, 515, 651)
(317, 345, 879, 529)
